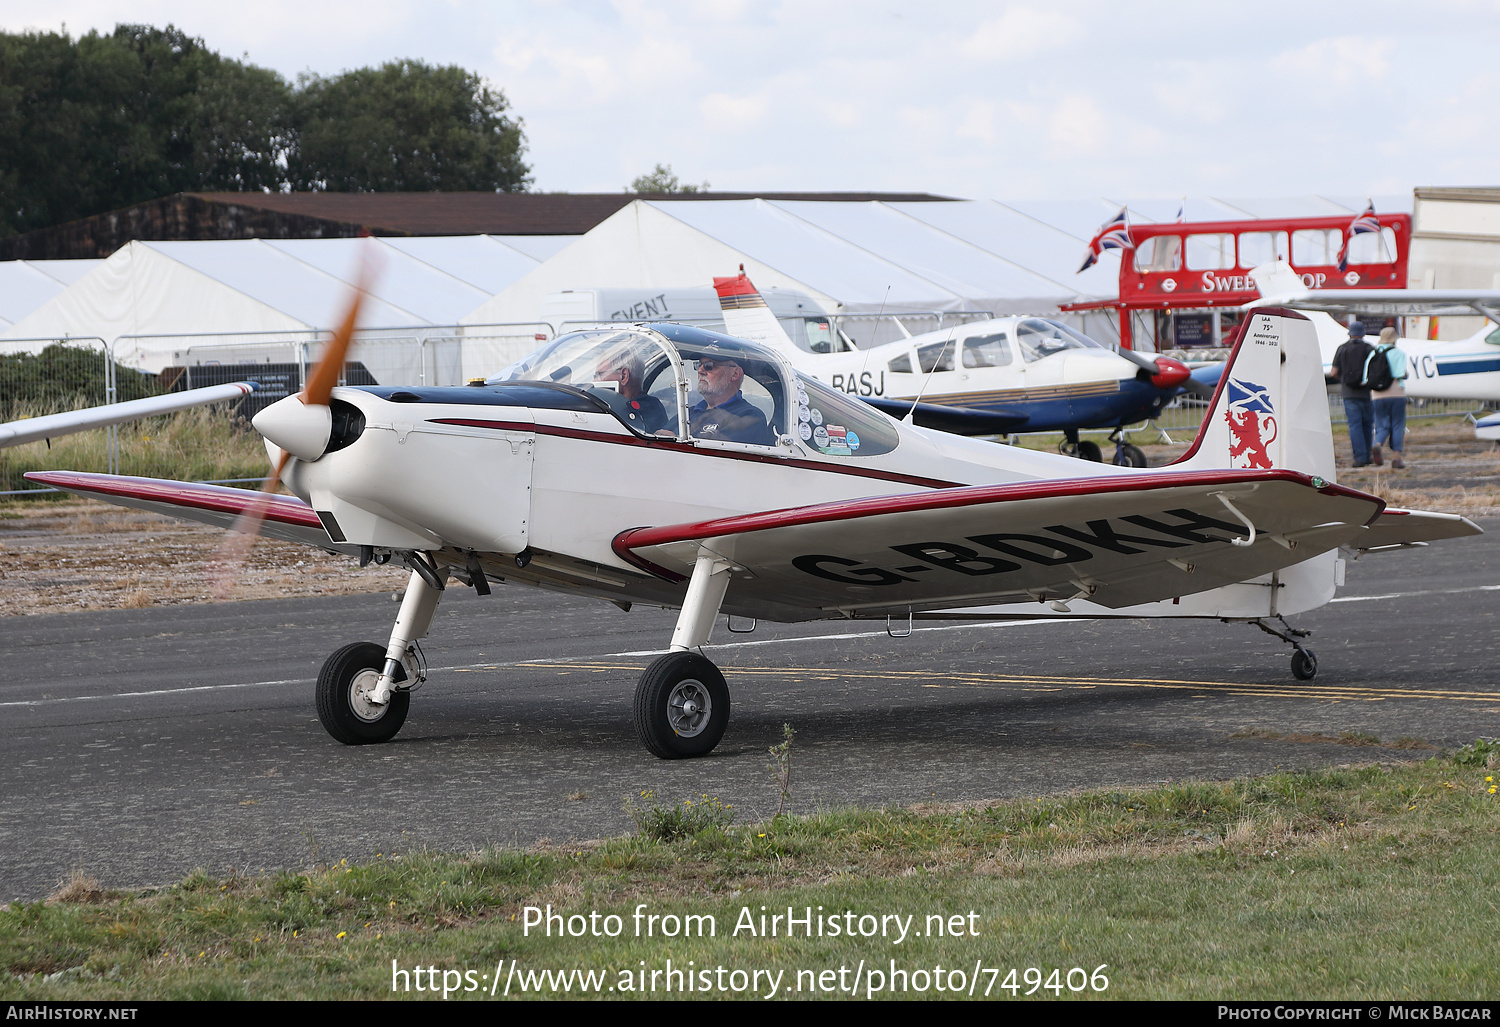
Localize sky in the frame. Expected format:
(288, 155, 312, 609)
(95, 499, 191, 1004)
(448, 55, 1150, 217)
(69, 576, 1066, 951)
(3, 0, 1497, 201)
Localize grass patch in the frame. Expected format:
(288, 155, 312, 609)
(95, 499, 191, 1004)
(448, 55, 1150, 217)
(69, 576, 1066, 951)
(0, 406, 269, 493)
(4, 748, 1498, 1000)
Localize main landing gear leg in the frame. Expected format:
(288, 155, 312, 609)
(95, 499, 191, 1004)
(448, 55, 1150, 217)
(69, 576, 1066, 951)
(315, 564, 444, 745)
(634, 546, 733, 759)
(1250, 615, 1317, 681)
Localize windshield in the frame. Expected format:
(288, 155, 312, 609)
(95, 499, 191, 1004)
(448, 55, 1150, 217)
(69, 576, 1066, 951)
(489, 325, 792, 446)
(489, 328, 682, 436)
(1014, 318, 1105, 363)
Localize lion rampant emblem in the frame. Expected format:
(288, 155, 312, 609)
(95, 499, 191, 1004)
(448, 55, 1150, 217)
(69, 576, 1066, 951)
(1224, 377, 1277, 469)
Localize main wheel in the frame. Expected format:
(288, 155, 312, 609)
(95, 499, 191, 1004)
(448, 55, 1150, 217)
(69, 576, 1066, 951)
(316, 641, 410, 745)
(1290, 648, 1318, 681)
(1113, 443, 1148, 467)
(633, 651, 730, 759)
(1076, 440, 1103, 462)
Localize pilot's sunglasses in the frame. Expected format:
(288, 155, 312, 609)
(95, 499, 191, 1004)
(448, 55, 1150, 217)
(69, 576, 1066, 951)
(696, 359, 734, 372)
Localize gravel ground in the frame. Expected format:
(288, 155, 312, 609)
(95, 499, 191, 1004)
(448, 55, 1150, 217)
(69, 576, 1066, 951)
(1, 420, 1494, 617)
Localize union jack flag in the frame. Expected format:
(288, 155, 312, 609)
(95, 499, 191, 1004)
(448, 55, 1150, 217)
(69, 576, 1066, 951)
(1078, 206, 1133, 272)
(1336, 201, 1381, 272)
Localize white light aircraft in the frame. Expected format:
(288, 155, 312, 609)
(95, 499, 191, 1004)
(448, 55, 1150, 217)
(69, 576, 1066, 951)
(28, 304, 1479, 759)
(1248, 262, 1500, 432)
(0, 381, 258, 449)
(714, 270, 1204, 466)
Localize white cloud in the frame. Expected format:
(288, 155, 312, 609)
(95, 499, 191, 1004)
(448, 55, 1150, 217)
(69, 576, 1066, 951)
(698, 91, 768, 127)
(960, 5, 1078, 58)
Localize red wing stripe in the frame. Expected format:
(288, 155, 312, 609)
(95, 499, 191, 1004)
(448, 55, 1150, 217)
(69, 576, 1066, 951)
(613, 468, 1381, 558)
(23, 470, 325, 530)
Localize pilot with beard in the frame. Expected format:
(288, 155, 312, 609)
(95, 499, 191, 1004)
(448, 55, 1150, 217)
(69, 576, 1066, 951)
(688, 355, 775, 445)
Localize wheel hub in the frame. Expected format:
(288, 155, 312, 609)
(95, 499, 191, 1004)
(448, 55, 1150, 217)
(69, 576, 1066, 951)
(667, 678, 712, 738)
(349, 668, 391, 723)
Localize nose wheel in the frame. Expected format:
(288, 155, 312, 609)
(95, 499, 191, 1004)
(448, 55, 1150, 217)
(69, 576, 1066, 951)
(316, 641, 411, 744)
(633, 651, 730, 759)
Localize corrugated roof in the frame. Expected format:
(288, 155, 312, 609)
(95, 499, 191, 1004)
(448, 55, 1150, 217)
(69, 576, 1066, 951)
(185, 190, 957, 236)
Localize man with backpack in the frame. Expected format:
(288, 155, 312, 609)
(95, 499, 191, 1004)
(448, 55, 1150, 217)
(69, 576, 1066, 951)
(1330, 320, 1376, 467)
(1369, 326, 1408, 468)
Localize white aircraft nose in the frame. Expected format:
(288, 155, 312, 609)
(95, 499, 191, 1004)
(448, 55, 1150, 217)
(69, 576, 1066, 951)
(252, 394, 332, 462)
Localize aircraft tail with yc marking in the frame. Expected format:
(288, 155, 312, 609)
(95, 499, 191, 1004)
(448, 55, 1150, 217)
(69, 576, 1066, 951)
(1172, 307, 1336, 483)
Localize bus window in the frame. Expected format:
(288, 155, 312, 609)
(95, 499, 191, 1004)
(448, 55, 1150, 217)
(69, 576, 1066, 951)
(1134, 235, 1181, 272)
(1345, 228, 1398, 265)
(1186, 233, 1235, 270)
(1238, 231, 1288, 268)
(1293, 229, 1340, 266)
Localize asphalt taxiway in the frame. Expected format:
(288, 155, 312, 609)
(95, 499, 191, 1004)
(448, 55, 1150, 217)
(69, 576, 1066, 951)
(2, 519, 1495, 901)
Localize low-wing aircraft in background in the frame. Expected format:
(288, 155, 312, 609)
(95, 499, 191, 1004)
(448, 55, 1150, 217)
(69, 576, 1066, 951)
(0, 381, 258, 449)
(713, 270, 1210, 466)
(29, 306, 1480, 760)
(1246, 262, 1500, 438)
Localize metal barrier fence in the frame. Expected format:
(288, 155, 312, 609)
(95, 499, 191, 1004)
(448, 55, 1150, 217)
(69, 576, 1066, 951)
(1117, 393, 1491, 443)
(3, 322, 1493, 494)
(0, 336, 123, 474)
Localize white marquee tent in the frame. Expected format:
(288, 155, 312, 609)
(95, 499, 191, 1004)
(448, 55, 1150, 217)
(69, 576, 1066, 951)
(462, 194, 1412, 340)
(2, 234, 571, 373)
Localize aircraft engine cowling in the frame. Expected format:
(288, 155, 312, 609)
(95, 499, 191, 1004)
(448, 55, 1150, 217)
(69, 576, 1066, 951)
(253, 395, 333, 462)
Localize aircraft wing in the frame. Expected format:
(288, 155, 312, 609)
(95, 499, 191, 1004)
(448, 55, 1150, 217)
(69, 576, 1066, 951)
(614, 469, 1432, 618)
(1249, 288, 1500, 321)
(23, 470, 356, 556)
(1351, 508, 1485, 555)
(0, 382, 258, 449)
(861, 397, 1030, 435)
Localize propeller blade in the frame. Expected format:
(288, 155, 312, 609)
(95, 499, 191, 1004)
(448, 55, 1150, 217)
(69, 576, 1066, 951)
(208, 243, 378, 597)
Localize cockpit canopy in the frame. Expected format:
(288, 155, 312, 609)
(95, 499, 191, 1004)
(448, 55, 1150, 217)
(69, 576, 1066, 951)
(490, 323, 898, 456)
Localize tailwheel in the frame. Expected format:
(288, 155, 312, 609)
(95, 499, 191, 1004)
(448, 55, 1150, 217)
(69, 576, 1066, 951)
(1290, 648, 1318, 681)
(317, 641, 410, 745)
(633, 651, 730, 759)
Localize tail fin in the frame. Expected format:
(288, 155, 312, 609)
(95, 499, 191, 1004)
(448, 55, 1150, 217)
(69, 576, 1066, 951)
(713, 268, 794, 346)
(1174, 308, 1335, 481)
(1247, 260, 1307, 301)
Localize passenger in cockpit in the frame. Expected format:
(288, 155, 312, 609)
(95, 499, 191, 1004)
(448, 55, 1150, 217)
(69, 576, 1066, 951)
(595, 348, 670, 434)
(689, 356, 775, 446)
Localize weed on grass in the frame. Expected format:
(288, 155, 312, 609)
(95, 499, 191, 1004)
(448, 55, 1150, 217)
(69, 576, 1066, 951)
(5, 747, 1498, 1000)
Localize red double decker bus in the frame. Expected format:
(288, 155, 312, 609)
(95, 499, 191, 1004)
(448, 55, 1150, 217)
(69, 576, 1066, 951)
(1062, 211, 1412, 352)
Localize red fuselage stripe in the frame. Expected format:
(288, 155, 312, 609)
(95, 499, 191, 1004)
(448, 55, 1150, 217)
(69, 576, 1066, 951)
(425, 418, 959, 489)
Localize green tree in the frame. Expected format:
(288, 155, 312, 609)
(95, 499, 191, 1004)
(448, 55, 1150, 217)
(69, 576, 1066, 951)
(0, 25, 292, 236)
(289, 60, 529, 192)
(628, 163, 710, 194)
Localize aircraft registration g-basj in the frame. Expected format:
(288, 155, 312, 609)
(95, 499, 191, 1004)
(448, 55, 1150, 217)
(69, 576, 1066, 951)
(713, 270, 1206, 466)
(1247, 262, 1500, 437)
(29, 308, 1480, 759)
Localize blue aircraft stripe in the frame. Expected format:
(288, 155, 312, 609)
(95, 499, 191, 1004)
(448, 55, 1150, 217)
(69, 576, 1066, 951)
(1436, 356, 1500, 375)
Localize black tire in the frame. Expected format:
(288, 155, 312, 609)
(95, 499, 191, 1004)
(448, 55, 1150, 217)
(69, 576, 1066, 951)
(1076, 440, 1103, 462)
(316, 641, 410, 745)
(1113, 443, 1148, 467)
(1290, 648, 1317, 681)
(633, 651, 730, 759)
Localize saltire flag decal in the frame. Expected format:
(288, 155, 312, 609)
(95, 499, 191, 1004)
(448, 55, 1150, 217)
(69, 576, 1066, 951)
(1224, 377, 1278, 470)
(1078, 206, 1133, 272)
(1336, 201, 1381, 272)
